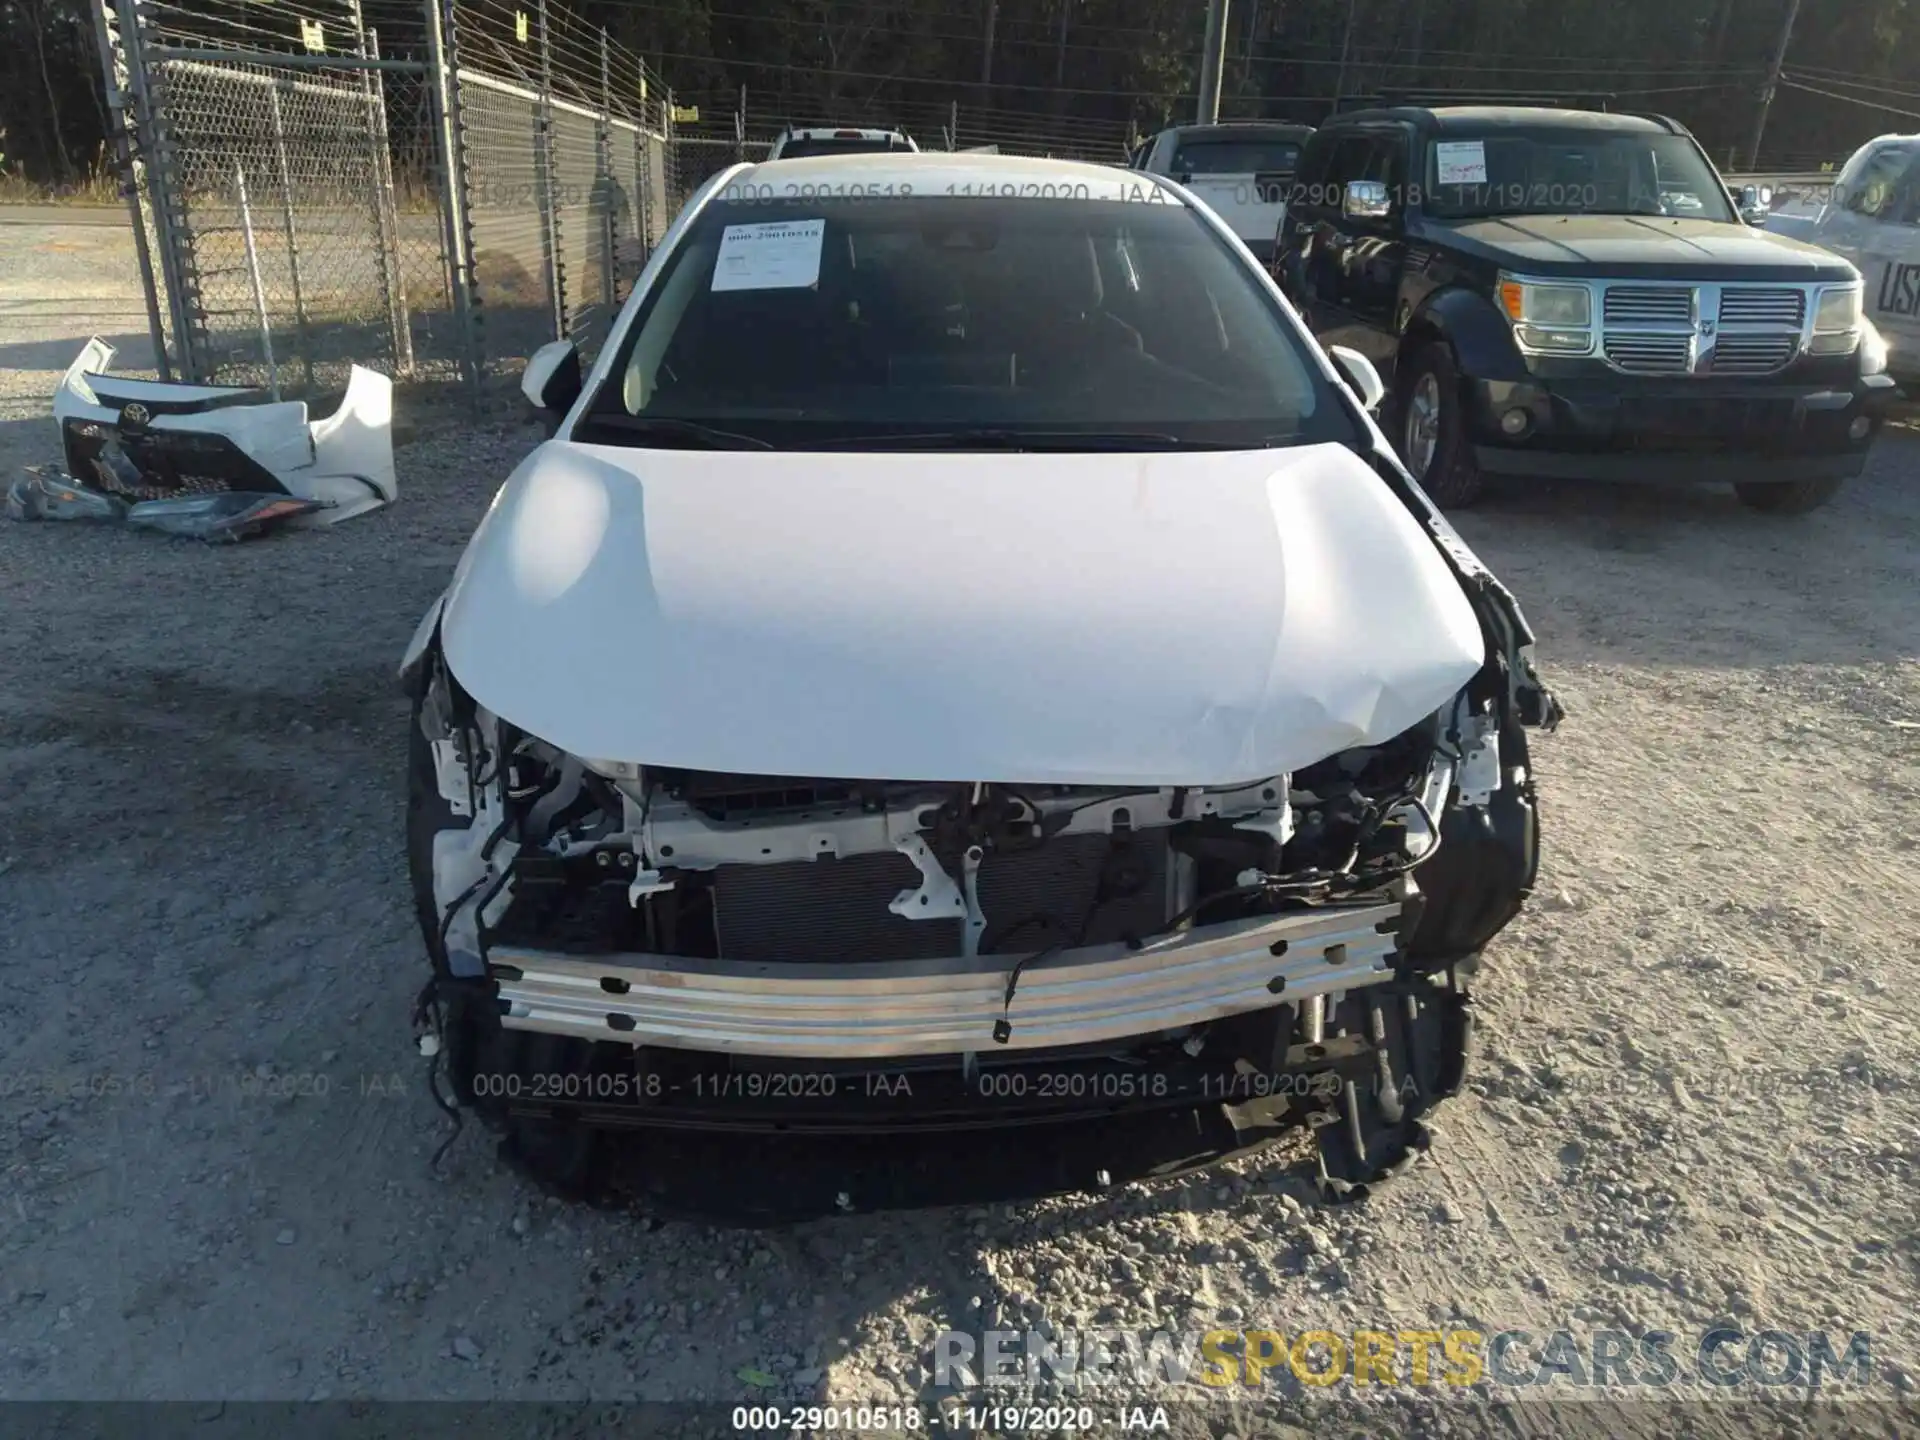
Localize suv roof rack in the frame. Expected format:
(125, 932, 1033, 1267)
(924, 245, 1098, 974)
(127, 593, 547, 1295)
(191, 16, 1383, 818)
(1341, 88, 1619, 114)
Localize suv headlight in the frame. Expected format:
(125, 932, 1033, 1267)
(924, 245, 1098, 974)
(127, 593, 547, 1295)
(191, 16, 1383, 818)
(1497, 274, 1594, 355)
(1810, 282, 1863, 355)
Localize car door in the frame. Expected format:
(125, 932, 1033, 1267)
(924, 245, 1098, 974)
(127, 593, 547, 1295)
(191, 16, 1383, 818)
(1303, 129, 1409, 366)
(1857, 152, 1920, 373)
(1276, 130, 1336, 306)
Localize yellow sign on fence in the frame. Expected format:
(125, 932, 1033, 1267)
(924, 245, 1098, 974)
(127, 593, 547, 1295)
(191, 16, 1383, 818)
(299, 19, 324, 53)
(515, 11, 529, 43)
(671, 104, 699, 123)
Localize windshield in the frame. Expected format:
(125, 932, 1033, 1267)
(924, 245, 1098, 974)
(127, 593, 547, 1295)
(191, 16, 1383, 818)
(1422, 128, 1736, 222)
(582, 191, 1351, 451)
(775, 136, 911, 159)
(1171, 137, 1304, 177)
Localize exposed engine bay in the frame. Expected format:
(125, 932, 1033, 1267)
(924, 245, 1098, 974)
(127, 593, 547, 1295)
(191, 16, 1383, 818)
(406, 652, 1528, 1212)
(417, 656, 1493, 1011)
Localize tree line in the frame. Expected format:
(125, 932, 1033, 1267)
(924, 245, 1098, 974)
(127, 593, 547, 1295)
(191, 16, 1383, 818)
(3, 0, 1914, 187)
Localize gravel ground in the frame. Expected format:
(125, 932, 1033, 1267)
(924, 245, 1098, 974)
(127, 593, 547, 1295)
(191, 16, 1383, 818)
(2, 213, 1918, 1435)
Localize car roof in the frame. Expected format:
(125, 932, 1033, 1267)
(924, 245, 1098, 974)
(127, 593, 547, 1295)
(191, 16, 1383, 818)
(733, 151, 1185, 195)
(1151, 122, 1314, 141)
(780, 126, 909, 139)
(1328, 106, 1677, 135)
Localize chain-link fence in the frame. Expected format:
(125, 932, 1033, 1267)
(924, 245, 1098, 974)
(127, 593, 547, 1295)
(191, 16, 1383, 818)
(98, 0, 671, 398)
(96, 0, 1146, 402)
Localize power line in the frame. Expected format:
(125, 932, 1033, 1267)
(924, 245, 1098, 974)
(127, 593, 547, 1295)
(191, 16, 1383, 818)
(1781, 67, 1920, 103)
(1779, 76, 1920, 122)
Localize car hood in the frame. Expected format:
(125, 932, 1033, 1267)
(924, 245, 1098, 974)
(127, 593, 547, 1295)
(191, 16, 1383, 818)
(437, 440, 1485, 786)
(1437, 215, 1858, 279)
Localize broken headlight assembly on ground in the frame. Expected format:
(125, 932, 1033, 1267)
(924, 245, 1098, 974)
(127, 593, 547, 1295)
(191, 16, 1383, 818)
(5, 338, 396, 543)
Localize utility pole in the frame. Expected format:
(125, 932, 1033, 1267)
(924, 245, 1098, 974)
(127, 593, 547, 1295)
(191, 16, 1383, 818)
(981, 0, 997, 88)
(1196, 0, 1230, 124)
(1054, 0, 1071, 88)
(1746, 0, 1803, 171)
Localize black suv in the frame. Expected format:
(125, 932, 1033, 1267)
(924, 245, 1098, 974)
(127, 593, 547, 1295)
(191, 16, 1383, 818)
(1274, 105, 1900, 512)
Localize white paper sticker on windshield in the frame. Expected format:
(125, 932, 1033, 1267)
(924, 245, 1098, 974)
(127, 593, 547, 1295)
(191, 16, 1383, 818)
(1434, 141, 1488, 186)
(711, 219, 826, 292)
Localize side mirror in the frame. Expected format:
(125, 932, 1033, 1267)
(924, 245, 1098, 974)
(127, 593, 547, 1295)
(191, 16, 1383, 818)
(521, 340, 582, 431)
(1343, 179, 1392, 220)
(1736, 183, 1772, 226)
(1327, 345, 1386, 413)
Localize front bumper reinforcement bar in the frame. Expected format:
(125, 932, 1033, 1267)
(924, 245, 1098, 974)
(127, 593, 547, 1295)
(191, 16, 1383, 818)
(489, 902, 1401, 1059)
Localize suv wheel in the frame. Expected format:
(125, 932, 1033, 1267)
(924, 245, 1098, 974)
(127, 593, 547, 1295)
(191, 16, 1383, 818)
(1733, 476, 1845, 514)
(1397, 343, 1483, 508)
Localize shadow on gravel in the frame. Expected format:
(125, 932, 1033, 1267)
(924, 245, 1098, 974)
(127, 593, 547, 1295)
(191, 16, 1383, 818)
(0, 332, 155, 373)
(1447, 434, 1920, 670)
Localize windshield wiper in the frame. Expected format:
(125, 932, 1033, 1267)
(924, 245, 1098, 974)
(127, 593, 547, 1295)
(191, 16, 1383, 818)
(571, 414, 774, 450)
(793, 428, 1234, 452)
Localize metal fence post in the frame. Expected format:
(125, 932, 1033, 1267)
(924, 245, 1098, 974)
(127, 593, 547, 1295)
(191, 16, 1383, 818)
(639, 84, 657, 252)
(89, 0, 171, 379)
(664, 86, 676, 216)
(265, 80, 315, 395)
(425, 0, 480, 392)
(598, 28, 616, 316)
(353, 6, 414, 376)
(116, 0, 204, 380)
(234, 165, 281, 399)
(534, 0, 566, 344)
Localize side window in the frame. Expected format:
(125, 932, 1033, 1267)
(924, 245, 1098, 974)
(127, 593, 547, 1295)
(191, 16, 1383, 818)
(1842, 146, 1914, 220)
(1357, 132, 1405, 190)
(1289, 132, 1335, 211)
(1894, 153, 1920, 226)
(1327, 135, 1376, 187)
(1324, 133, 1401, 219)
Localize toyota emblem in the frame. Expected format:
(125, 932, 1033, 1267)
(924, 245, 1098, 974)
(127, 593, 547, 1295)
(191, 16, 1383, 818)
(120, 402, 151, 428)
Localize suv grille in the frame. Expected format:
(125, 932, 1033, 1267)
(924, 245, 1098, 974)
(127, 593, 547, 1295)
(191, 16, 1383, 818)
(1604, 333, 1691, 374)
(1708, 334, 1800, 374)
(1592, 281, 1811, 377)
(1603, 286, 1693, 326)
(1719, 287, 1805, 327)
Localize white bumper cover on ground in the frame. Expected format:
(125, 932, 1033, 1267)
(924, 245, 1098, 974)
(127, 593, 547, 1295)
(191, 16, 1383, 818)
(49, 338, 397, 525)
(491, 902, 1400, 1058)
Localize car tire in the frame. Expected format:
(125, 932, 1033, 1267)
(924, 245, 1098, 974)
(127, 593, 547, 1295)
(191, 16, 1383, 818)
(406, 688, 611, 1200)
(1732, 476, 1845, 514)
(1395, 343, 1484, 509)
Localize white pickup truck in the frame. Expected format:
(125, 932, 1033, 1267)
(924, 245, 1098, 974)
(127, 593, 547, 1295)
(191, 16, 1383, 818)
(1131, 121, 1313, 264)
(1767, 135, 1920, 382)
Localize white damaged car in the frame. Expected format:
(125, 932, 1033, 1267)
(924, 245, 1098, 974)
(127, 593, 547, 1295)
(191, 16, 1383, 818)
(399, 153, 1561, 1219)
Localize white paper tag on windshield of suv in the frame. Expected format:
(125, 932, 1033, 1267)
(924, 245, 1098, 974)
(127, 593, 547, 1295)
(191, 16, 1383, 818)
(711, 219, 825, 292)
(1434, 141, 1488, 186)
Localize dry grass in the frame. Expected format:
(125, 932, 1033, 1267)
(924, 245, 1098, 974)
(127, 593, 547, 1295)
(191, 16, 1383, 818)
(0, 149, 122, 206)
